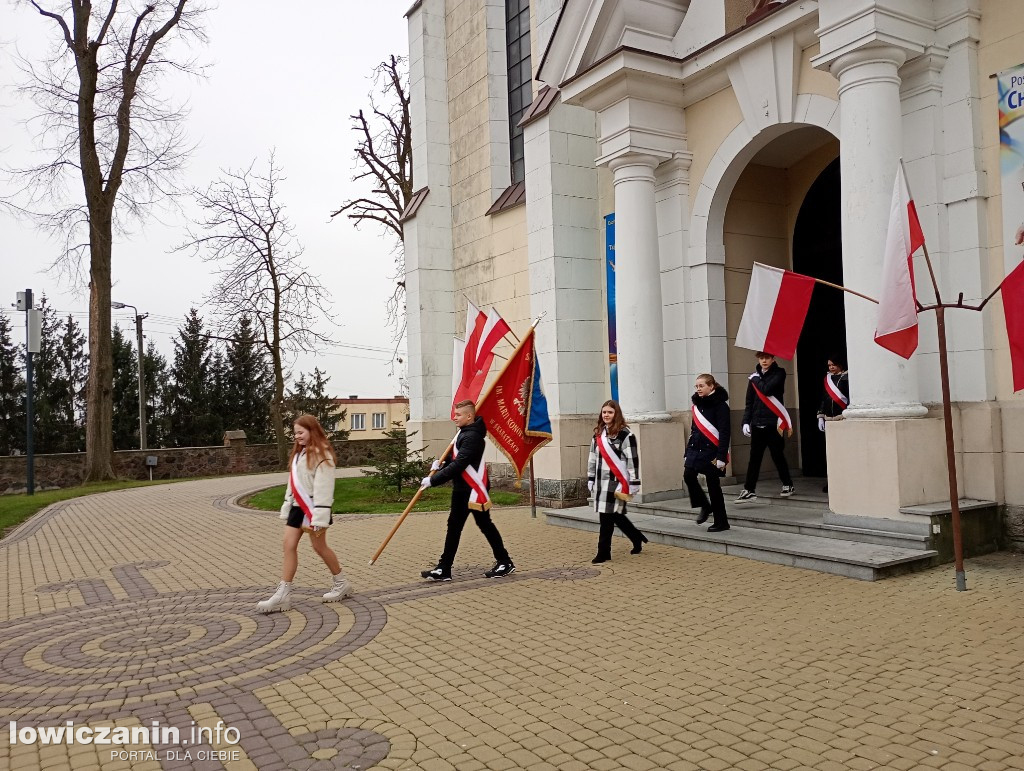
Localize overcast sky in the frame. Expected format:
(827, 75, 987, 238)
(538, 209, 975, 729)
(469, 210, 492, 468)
(0, 1, 409, 398)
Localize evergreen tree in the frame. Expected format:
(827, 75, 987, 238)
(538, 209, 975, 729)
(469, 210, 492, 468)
(207, 346, 228, 441)
(143, 340, 169, 448)
(362, 424, 427, 493)
(52, 314, 88, 452)
(167, 309, 219, 447)
(224, 315, 272, 443)
(283, 368, 348, 441)
(282, 371, 310, 428)
(25, 296, 62, 453)
(0, 313, 26, 454)
(111, 324, 139, 450)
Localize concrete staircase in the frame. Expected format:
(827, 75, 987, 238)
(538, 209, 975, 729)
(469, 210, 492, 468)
(544, 481, 942, 581)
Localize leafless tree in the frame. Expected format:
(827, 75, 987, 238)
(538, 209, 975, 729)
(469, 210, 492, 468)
(178, 153, 335, 466)
(6, 0, 207, 481)
(331, 54, 413, 347)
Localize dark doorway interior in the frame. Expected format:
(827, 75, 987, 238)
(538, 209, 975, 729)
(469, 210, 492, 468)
(792, 157, 844, 477)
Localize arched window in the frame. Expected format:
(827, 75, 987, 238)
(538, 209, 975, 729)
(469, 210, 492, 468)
(506, 0, 531, 183)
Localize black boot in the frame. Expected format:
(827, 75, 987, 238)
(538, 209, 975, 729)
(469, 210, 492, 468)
(696, 507, 711, 525)
(630, 533, 648, 554)
(591, 553, 611, 564)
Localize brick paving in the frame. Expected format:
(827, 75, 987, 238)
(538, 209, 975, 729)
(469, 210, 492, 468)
(0, 472, 1022, 771)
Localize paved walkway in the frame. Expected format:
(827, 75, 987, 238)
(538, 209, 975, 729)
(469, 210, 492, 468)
(0, 473, 1022, 771)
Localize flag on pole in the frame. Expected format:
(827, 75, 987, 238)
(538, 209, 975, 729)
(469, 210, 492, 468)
(875, 164, 926, 359)
(1001, 259, 1024, 392)
(476, 326, 552, 479)
(734, 262, 815, 359)
(451, 301, 511, 417)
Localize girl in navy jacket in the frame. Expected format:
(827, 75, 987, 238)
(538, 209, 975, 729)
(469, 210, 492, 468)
(683, 374, 732, 532)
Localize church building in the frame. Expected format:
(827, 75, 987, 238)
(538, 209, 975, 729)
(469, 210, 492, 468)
(401, 0, 1024, 556)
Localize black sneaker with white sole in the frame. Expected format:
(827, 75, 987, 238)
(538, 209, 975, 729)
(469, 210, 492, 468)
(484, 562, 516, 578)
(780, 485, 795, 497)
(734, 489, 757, 503)
(420, 567, 452, 581)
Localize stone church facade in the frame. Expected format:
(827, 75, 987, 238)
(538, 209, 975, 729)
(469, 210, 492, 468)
(401, 0, 1024, 544)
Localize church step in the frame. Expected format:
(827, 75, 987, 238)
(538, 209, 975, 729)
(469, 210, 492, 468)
(633, 499, 932, 551)
(545, 507, 938, 581)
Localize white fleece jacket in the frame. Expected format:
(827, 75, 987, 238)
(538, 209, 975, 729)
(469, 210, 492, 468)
(280, 449, 336, 527)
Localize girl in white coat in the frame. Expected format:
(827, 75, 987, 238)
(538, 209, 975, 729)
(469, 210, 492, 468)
(257, 414, 353, 613)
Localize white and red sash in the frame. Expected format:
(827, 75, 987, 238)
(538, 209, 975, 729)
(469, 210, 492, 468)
(597, 430, 631, 500)
(692, 403, 730, 464)
(751, 377, 793, 436)
(289, 453, 316, 531)
(824, 373, 848, 411)
(452, 431, 491, 511)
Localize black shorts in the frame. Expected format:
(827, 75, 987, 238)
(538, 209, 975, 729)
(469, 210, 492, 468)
(285, 506, 333, 529)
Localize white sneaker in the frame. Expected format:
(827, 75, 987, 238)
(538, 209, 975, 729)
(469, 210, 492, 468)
(322, 574, 353, 602)
(257, 581, 291, 614)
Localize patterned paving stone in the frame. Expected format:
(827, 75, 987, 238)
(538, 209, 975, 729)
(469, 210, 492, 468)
(0, 471, 1022, 770)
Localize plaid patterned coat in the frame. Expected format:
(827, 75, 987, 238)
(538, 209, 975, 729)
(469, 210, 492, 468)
(587, 428, 641, 515)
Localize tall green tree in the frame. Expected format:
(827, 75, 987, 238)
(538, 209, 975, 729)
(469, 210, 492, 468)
(0, 314, 26, 455)
(111, 324, 139, 450)
(167, 309, 219, 447)
(52, 314, 88, 453)
(224, 315, 272, 443)
(143, 340, 169, 448)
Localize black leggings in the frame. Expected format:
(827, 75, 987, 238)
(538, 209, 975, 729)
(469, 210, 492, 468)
(596, 507, 644, 558)
(683, 466, 728, 528)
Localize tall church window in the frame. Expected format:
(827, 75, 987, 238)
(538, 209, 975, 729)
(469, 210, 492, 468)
(506, 0, 531, 183)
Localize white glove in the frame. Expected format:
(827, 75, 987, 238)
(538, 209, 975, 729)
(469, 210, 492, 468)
(279, 502, 290, 521)
(629, 483, 640, 496)
(587, 480, 594, 493)
(430, 459, 441, 471)
(748, 372, 760, 381)
(818, 417, 826, 432)
(311, 508, 331, 528)
(715, 459, 726, 471)
(420, 476, 432, 489)
(742, 424, 751, 438)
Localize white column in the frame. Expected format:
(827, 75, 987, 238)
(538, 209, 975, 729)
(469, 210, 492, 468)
(832, 46, 926, 419)
(609, 153, 670, 421)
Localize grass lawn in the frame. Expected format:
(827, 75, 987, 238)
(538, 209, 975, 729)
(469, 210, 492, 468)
(0, 478, 188, 539)
(242, 476, 525, 515)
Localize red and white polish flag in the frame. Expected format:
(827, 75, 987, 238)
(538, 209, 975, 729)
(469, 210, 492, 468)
(451, 301, 511, 417)
(1001, 259, 1024, 392)
(874, 164, 926, 359)
(735, 263, 816, 360)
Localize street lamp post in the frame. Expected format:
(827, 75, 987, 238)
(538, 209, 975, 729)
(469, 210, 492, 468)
(112, 302, 148, 451)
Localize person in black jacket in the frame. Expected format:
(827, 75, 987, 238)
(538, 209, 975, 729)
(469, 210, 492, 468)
(736, 352, 794, 504)
(419, 400, 515, 581)
(684, 375, 732, 532)
(816, 355, 849, 493)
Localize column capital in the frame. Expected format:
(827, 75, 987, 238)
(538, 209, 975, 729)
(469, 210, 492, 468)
(829, 45, 907, 95)
(607, 152, 661, 179)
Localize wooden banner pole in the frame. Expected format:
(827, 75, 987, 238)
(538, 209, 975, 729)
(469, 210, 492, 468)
(368, 440, 454, 565)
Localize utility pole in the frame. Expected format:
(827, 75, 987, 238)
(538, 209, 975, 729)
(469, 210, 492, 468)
(112, 302, 148, 450)
(16, 289, 39, 495)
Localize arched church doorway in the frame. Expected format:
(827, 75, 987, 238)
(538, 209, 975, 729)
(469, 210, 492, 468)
(792, 157, 844, 477)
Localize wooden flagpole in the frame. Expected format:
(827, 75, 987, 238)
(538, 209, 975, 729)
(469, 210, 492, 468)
(368, 440, 455, 565)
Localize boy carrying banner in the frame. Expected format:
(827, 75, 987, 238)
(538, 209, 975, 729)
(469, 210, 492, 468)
(419, 400, 516, 581)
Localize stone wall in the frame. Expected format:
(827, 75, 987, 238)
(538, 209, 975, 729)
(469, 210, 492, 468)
(0, 439, 401, 494)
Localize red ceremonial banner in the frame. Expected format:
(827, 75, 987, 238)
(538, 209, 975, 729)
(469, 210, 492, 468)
(476, 327, 552, 478)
